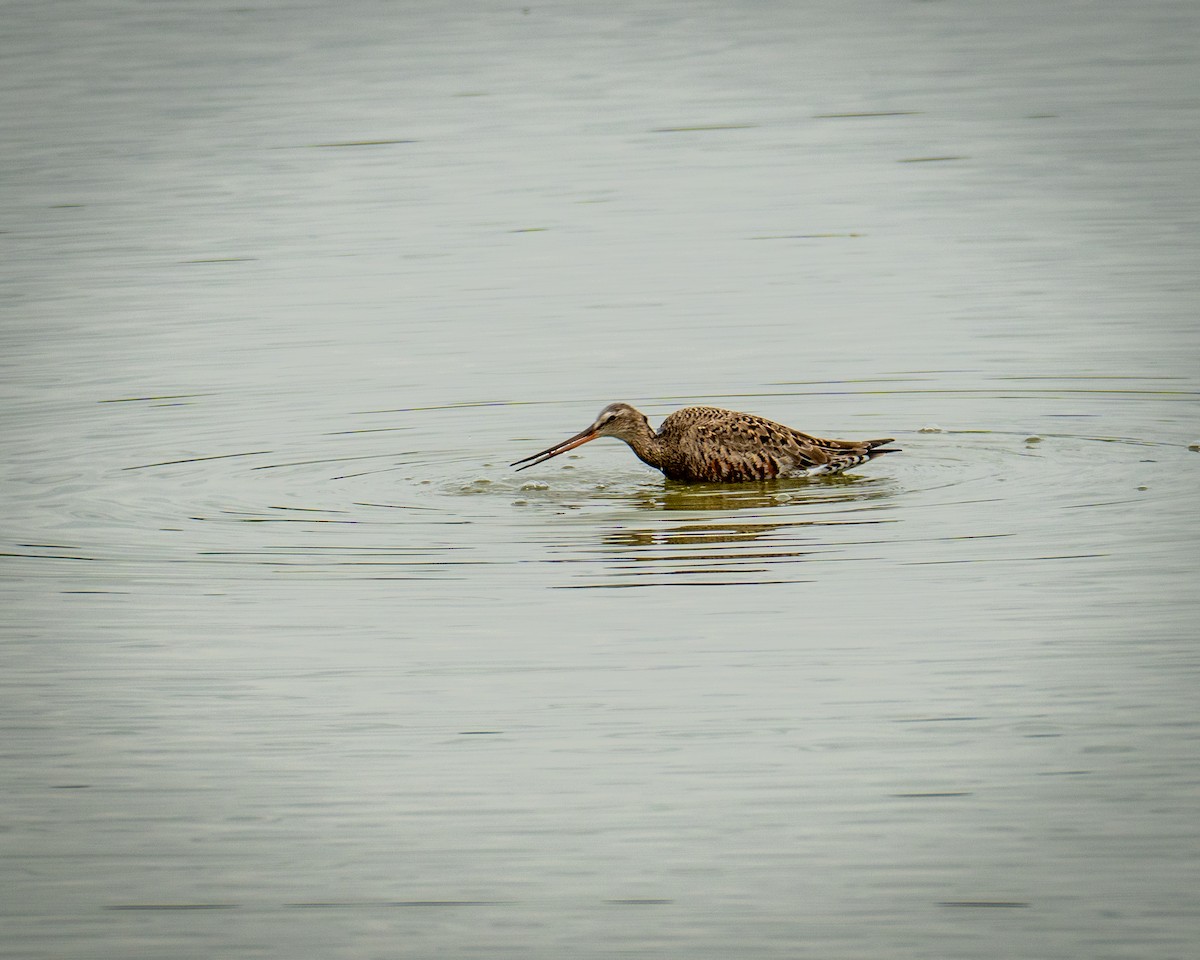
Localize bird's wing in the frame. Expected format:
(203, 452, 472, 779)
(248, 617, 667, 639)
(664, 410, 836, 478)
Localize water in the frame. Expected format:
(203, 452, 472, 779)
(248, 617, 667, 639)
(3, 2, 1199, 958)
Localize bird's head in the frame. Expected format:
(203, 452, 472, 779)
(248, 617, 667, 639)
(511, 402, 651, 472)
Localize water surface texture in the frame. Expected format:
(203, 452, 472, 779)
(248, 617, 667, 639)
(3, 2, 1199, 958)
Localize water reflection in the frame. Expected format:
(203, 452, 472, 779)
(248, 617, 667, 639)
(634, 475, 895, 512)
(555, 511, 897, 587)
(538, 481, 901, 588)
(601, 517, 809, 550)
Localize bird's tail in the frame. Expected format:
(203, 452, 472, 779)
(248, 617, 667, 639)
(864, 438, 900, 459)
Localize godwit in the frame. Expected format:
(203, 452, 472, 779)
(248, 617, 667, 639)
(512, 403, 898, 482)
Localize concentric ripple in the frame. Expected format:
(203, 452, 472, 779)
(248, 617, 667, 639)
(3, 378, 1195, 590)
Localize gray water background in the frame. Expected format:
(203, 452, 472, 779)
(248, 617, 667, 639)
(2, 1, 1199, 957)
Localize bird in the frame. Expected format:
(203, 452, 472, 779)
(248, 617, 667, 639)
(511, 402, 898, 482)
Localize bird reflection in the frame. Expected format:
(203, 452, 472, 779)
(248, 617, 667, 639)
(576, 516, 820, 585)
(601, 519, 789, 551)
(525, 472, 897, 588)
(568, 482, 896, 587)
(632, 474, 892, 512)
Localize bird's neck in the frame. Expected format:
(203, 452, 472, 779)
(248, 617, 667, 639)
(621, 423, 664, 470)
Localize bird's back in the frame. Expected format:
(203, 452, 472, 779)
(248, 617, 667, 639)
(656, 406, 893, 481)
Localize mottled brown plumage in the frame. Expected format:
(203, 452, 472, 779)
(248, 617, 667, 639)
(511, 402, 898, 482)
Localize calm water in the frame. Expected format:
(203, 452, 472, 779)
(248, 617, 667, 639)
(3, 1, 1199, 958)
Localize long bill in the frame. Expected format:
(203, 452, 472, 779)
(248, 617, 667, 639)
(510, 426, 599, 472)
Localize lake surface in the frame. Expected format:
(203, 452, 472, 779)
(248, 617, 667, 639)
(2, 1, 1198, 958)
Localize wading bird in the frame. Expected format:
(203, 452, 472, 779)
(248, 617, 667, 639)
(511, 403, 898, 482)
